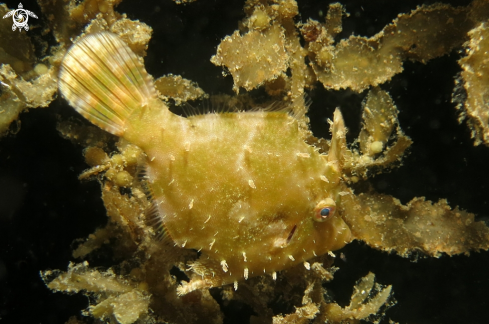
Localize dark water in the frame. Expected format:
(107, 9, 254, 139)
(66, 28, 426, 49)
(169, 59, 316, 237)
(0, 0, 488, 323)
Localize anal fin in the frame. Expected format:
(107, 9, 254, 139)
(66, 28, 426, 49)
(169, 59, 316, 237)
(137, 161, 172, 242)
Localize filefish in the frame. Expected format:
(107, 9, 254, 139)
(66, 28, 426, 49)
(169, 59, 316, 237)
(58, 32, 351, 294)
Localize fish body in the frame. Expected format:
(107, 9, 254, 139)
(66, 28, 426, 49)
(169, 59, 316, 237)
(59, 32, 351, 293)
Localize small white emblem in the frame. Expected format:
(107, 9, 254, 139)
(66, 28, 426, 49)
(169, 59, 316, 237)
(2, 3, 38, 32)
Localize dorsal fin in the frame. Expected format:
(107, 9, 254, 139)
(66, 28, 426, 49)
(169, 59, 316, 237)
(59, 32, 156, 136)
(178, 95, 302, 120)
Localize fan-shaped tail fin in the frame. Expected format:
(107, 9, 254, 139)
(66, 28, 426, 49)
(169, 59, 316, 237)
(59, 32, 156, 136)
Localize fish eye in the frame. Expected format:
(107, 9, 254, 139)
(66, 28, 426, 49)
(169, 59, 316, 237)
(314, 198, 336, 222)
(320, 207, 331, 217)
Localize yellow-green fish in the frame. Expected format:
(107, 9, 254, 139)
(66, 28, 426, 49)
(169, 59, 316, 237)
(58, 32, 351, 294)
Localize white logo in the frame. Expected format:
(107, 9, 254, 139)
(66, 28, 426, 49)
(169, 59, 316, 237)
(2, 3, 38, 32)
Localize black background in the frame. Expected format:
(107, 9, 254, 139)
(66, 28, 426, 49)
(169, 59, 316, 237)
(1, 0, 488, 323)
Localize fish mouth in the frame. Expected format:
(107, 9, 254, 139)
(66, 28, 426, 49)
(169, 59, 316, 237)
(286, 224, 297, 244)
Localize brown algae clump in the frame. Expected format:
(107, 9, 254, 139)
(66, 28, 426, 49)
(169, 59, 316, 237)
(456, 20, 489, 146)
(0, 3, 58, 136)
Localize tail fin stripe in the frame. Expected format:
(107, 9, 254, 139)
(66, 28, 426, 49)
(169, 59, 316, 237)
(73, 43, 139, 117)
(86, 37, 144, 107)
(59, 32, 156, 136)
(62, 62, 127, 127)
(100, 33, 155, 104)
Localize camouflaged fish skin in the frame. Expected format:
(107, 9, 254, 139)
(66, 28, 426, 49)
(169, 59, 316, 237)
(58, 32, 351, 294)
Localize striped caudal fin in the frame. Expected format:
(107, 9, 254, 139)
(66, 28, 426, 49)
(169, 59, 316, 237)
(59, 32, 156, 136)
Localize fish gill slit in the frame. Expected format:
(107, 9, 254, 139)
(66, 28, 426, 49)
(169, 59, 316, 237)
(286, 224, 297, 244)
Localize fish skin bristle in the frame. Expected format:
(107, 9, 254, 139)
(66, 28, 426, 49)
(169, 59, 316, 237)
(59, 32, 156, 136)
